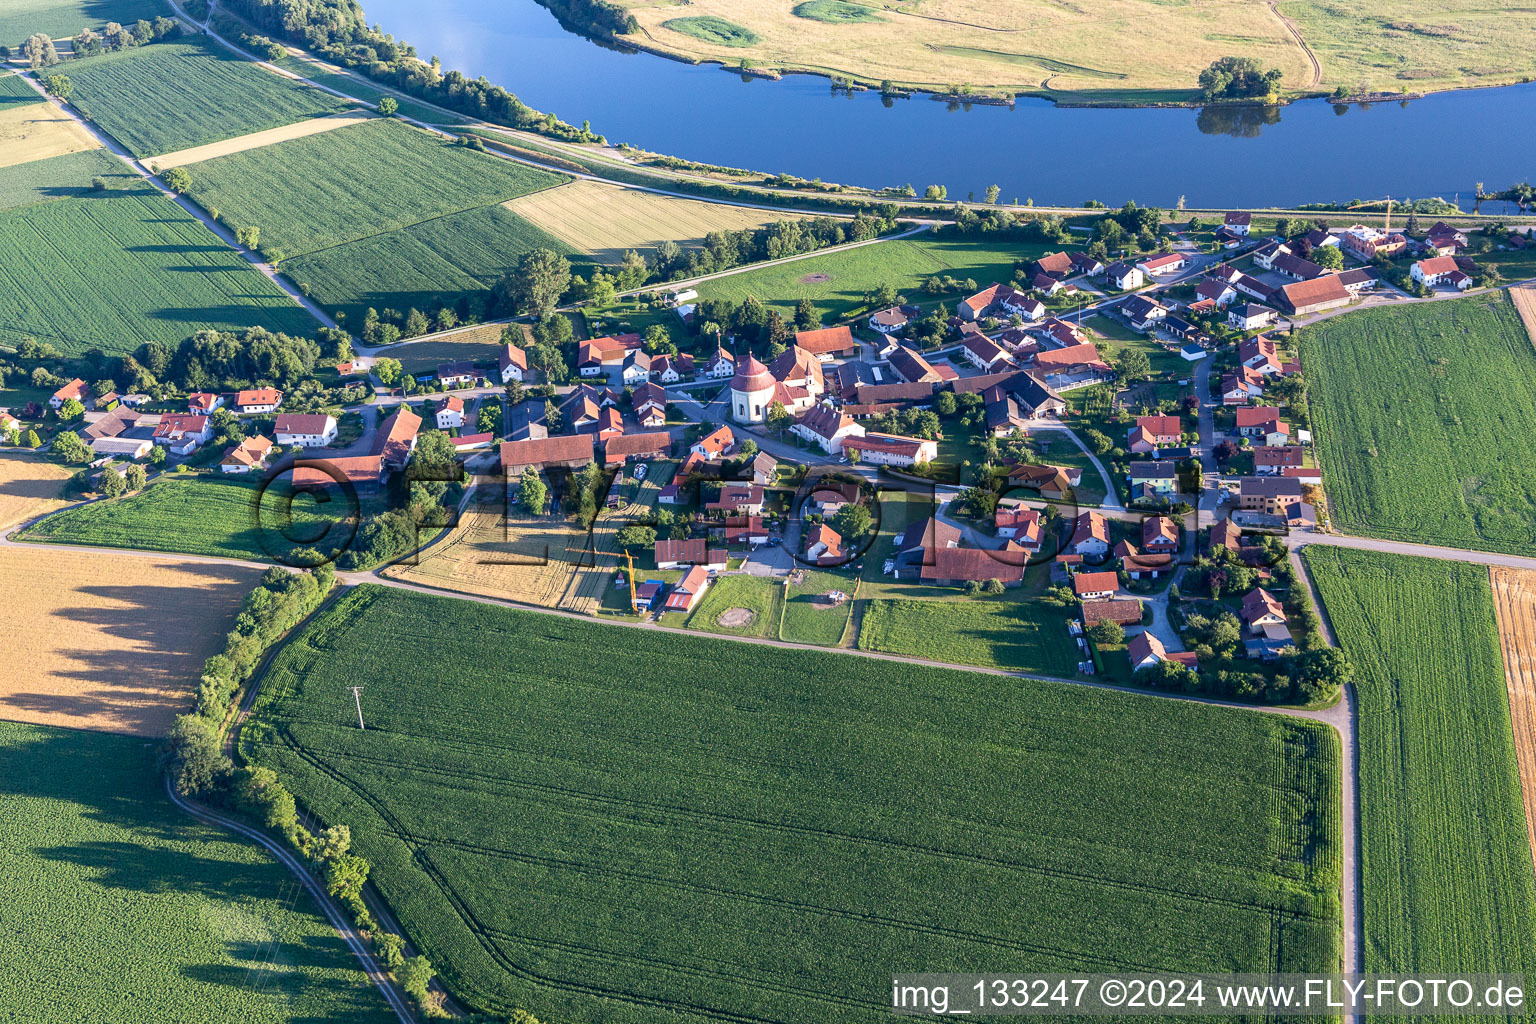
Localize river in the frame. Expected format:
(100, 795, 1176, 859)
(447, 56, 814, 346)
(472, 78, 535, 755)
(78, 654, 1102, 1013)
(360, 0, 1534, 209)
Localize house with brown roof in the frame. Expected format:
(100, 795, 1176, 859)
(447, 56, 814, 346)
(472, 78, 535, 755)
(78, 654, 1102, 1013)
(603, 431, 671, 466)
(805, 523, 845, 565)
(1142, 516, 1179, 551)
(869, 306, 909, 334)
(691, 425, 735, 460)
(1253, 445, 1304, 474)
(794, 325, 858, 359)
(188, 391, 222, 415)
(840, 431, 935, 467)
(1411, 255, 1473, 290)
(293, 455, 385, 490)
(719, 515, 770, 546)
(897, 516, 961, 557)
(50, 378, 91, 411)
(1223, 211, 1252, 234)
(1220, 366, 1266, 405)
(1240, 587, 1287, 633)
(376, 407, 422, 466)
(499, 433, 595, 473)
(1128, 631, 1198, 671)
(1238, 335, 1283, 375)
(1120, 295, 1167, 333)
(499, 342, 527, 383)
(918, 546, 1025, 587)
(1008, 463, 1080, 500)
(436, 396, 466, 430)
(153, 414, 212, 454)
(1081, 599, 1143, 627)
(578, 334, 641, 377)
(1235, 406, 1290, 446)
(792, 401, 865, 455)
(1032, 341, 1108, 375)
(633, 382, 667, 428)
(220, 434, 275, 474)
(1128, 415, 1182, 453)
(960, 333, 1015, 373)
(707, 483, 765, 515)
(663, 564, 712, 613)
(275, 413, 337, 448)
(1116, 540, 1173, 579)
(887, 346, 940, 384)
(1073, 570, 1119, 600)
(655, 538, 727, 570)
(994, 506, 1041, 548)
(437, 361, 478, 388)
(1276, 276, 1352, 315)
(235, 388, 283, 414)
(1068, 511, 1110, 557)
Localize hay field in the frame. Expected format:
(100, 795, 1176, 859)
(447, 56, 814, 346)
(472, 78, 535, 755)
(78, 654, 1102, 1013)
(383, 502, 609, 615)
(503, 179, 809, 263)
(1491, 565, 1536, 871)
(373, 322, 508, 374)
(0, 452, 72, 530)
(0, 546, 261, 736)
(0, 100, 99, 170)
(143, 109, 374, 172)
(1511, 282, 1536, 350)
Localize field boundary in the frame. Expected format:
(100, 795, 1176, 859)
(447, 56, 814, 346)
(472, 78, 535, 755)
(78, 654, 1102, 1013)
(144, 108, 374, 172)
(1511, 281, 1536, 351)
(1490, 565, 1536, 873)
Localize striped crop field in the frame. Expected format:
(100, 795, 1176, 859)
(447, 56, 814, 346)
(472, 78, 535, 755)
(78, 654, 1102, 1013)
(244, 584, 1342, 1024)
(1302, 292, 1536, 555)
(65, 37, 350, 158)
(0, 189, 315, 354)
(1304, 547, 1536, 981)
(182, 117, 568, 258)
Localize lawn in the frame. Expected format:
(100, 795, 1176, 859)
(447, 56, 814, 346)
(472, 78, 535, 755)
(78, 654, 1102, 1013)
(779, 567, 855, 645)
(182, 118, 568, 258)
(283, 202, 579, 325)
(694, 233, 1050, 323)
(0, 149, 131, 212)
(684, 571, 782, 637)
(1302, 292, 1536, 555)
(243, 584, 1342, 1023)
(1304, 547, 1536, 979)
(17, 475, 367, 563)
(64, 37, 349, 158)
(0, 189, 316, 354)
(0, 0, 169, 48)
(793, 0, 884, 23)
(857, 580, 1081, 675)
(661, 15, 760, 46)
(0, 721, 394, 1024)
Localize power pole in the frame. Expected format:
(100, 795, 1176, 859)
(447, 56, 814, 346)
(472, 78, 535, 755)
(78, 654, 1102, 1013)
(350, 686, 365, 730)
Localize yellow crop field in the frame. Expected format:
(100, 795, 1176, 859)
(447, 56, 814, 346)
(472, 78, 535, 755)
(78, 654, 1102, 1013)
(142, 109, 373, 172)
(1510, 283, 1536, 351)
(0, 546, 261, 736)
(0, 100, 99, 169)
(503, 179, 809, 263)
(383, 500, 610, 615)
(1490, 566, 1536, 870)
(0, 452, 73, 530)
(618, 0, 1536, 99)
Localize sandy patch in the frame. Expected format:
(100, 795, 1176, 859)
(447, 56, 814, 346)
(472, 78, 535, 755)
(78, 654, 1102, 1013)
(717, 607, 756, 627)
(502, 178, 808, 264)
(0, 546, 261, 736)
(0, 451, 73, 531)
(144, 109, 373, 172)
(1490, 565, 1536, 871)
(0, 100, 99, 169)
(799, 272, 832, 284)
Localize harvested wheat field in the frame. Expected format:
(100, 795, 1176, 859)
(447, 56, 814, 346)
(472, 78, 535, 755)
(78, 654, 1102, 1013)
(383, 502, 609, 614)
(0, 451, 73, 530)
(503, 179, 808, 263)
(1491, 565, 1536, 868)
(0, 546, 260, 736)
(142, 109, 373, 173)
(1511, 282, 1536, 349)
(0, 100, 99, 169)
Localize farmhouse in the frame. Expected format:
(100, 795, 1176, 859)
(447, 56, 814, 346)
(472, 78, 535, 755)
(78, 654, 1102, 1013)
(1411, 255, 1473, 290)
(293, 455, 386, 490)
(1081, 598, 1143, 628)
(983, 387, 1027, 437)
(235, 388, 282, 414)
(1137, 253, 1187, 278)
(841, 431, 935, 467)
(663, 564, 712, 613)
(578, 334, 641, 376)
(703, 348, 735, 378)
(50, 379, 91, 410)
(376, 407, 422, 466)
(794, 325, 858, 359)
(918, 546, 1025, 587)
(621, 349, 652, 386)
(437, 361, 478, 388)
(274, 413, 338, 448)
(887, 346, 940, 384)
(994, 506, 1042, 548)
(220, 434, 275, 473)
(655, 538, 727, 570)
(1104, 261, 1143, 290)
(603, 431, 671, 466)
(499, 342, 527, 383)
(960, 333, 1015, 372)
(1227, 303, 1278, 331)
(1073, 571, 1119, 600)
(1032, 342, 1109, 377)
(1008, 463, 1080, 500)
(898, 516, 961, 558)
(1270, 252, 1327, 281)
(1276, 276, 1352, 315)
(1335, 267, 1380, 295)
(1068, 511, 1110, 556)
(153, 414, 212, 454)
(498, 433, 595, 473)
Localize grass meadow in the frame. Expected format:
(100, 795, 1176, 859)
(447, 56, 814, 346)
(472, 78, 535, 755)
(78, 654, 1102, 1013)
(65, 37, 349, 158)
(0, 0, 168, 48)
(244, 584, 1342, 1023)
(0, 721, 394, 1024)
(779, 568, 855, 645)
(1302, 293, 1536, 555)
(661, 15, 760, 46)
(1304, 547, 1536, 980)
(858, 586, 1080, 674)
(0, 149, 131, 212)
(182, 118, 567, 258)
(0, 189, 314, 354)
(684, 571, 782, 637)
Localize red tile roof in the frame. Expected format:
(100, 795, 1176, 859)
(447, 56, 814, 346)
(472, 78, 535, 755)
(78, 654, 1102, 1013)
(499, 433, 595, 469)
(793, 325, 856, 355)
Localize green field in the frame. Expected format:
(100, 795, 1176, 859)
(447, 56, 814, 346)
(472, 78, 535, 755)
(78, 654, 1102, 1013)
(793, 0, 885, 23)
(65, 38, 350, 158)
(779, 568, 855, 645)
(683, 571, 782, 637)
(18, 475, 364, 562)
(0, 149, 132, 212)
(1304, 547, 1536, 978)
(0, 0, 168, 47)
(0, 189, 315, 354)
(859, 588, 1080, 674)
(183, 118, 568, 258)
(1302, 293, 1536, 555)
(661, 15, 760, 46)
(283, 202, 579, 325)
(273, 54, 468, 124)
(0, 721, 392, 1024)
(695, 234, 1052, 322)
(245, 584, 1342, 1023)
(0, 70, 44, 107)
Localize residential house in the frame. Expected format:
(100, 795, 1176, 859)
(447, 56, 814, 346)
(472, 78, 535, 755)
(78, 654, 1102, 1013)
(960, 333, 1015, 373)
(1068, 511, 1110, 557)
(1004, 293, 1047, 321)
(188, 392, 223, 415)
(1253, 446, 1304, 474)
(621, 349, 652, 386)
(1034, 316, 1088, 349)
(663, 564, 712, 613)
(1069, 252, 1105, 276)
(602, 431, 670, 466)
(707, 484, 765, 515)
(1223, 211, 1252, 236)
(235, 388, 283, 414)
(1128, 415, 1182, 453)
(691, 425, 735, 460)
(1073, 571, 1119, 600)
(897, 517, 961, 558)
(498, 433, 596, 473)
(720, 515, 770, 546)
(1143, 516, 1179, 552)
(50, 379, 91, 411)
(633, 382, 668, 428)
(794, 325, 858, 359)
(153, 414, 212, 455)
(1220, 366, 1266, 404)
(1117, 539, 1173, 578)
(1227, 303, 1278, 331)
(1104, 261, 1143, 290)
(749, 451, 778, 485)
(1032, 342, 1109, 377)
(805, 524, 845, 565)
(436, 361, 478, 388)
(1252, 240, 1291, 270)
(1270, 252, 1327, 281)
(1336, 267, 1381, 295)
(1303, 226, 1341, 249)
(703, 348, 735, 379)
(1412, 255, 1473, 290)
(655, 538, 727, 570)
(1137, 253, 1187, 278)
(841, 431, 935, 467)
(869, 306, 909, 334)
(1121, 295, 1167, 333)
(1128, 631, 1198, 671)
(1235, 406, 1290, 446)
(1240, 587, 1287, 633)
(1009, 463, 1081, 500)
(1340, 224, 1407, 260)
(435, 396, 466, 430)
(1238, 335, 1283, 375)
(887, 346, 940, 384)
(499, 343, 527, 383)
(1239, 476, 1304, 515)
(221, 435, 275, 473)
(1426, 221, 1469, 249)
(577, 334, 641, 377)
(275, 413, 338, 448)
(1195, 278, 1237, 308)
(1128, 460, 1177, 495)
(1212, 226, 1243, 249)
(593, 406, 624, 443)
(651, 353, 692, 383)
(994, 506, 1042, 549)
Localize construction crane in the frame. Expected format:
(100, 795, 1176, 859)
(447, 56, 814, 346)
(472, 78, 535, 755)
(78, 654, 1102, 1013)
(1346, 196, 1394, 232)
(624, 548, 638, 611)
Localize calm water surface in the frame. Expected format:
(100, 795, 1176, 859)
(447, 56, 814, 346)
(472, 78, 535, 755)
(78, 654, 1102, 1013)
(364, 0, 1536, 208)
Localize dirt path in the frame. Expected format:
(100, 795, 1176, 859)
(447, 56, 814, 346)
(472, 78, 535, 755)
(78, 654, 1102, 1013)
(143, 108, 374, 172)
(1489, 566, 1536, 873)
(1267, 1, 1322, 89)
